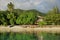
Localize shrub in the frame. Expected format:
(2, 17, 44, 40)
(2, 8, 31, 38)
(44, 7, 60, 25)
(7, 12, 16, 25)
(16, 12, 37, 25)
(38, 21, 46, 26)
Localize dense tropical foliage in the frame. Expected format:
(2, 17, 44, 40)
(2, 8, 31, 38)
(0, 2, 60, 25)
(0, 2, 40, 25)
(44, 7, 60, 25)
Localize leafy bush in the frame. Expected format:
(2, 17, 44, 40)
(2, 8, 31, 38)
(0, 10, 38, 25)
(38, 21, 46, 26)
(0, 11, 8, 25)
(7, 12, 16, 25)
(16, 12, 37, 25)
(44, 7, 60, 25)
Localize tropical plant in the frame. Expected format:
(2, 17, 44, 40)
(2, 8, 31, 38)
(44, 7, 60, 25)
(7, 2, 14, 12)
(38, 21, 46, 26)
(16, 11, 37, 25)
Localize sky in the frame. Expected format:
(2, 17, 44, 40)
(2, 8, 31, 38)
(0, 0, 60, 13)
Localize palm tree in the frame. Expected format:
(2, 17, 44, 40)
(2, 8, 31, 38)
(7, 2, 14, 12)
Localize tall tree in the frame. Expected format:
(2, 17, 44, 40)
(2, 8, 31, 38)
(47, 6, 59, 15)
(7, 2, 14, 12)
(44, 7, 60, 25)
(7, 2, 16, 25)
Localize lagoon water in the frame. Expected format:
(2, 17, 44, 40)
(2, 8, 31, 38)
(0, 32, 60, 40)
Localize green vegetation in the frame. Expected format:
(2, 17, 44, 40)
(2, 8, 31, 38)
(0, 2, 60, 25)
(44, 7, 60, 25)
(16, 11, 37, 25)
(0, 2, 60, 40)
(0, 2, 40, 25)
(0, 10, 38, 25)
(38, 21, 47, 26)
